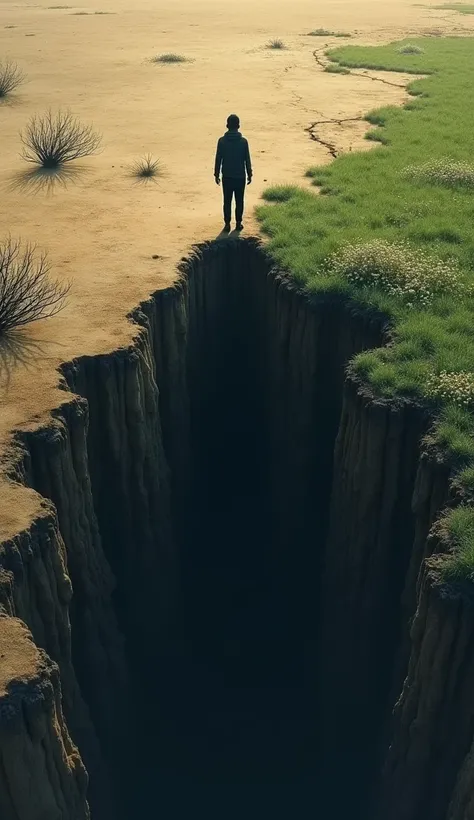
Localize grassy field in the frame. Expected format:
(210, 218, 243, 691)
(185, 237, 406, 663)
(434, 3, 474, 14)
(257, 37, 474, 584)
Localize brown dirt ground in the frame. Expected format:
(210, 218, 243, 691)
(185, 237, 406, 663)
(0, 0, 472, 538)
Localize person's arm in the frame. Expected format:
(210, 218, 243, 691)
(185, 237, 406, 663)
(245, 140, 252, 183)
(214, 138, 222, 182)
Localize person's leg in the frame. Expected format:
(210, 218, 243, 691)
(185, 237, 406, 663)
(222, 178, 232, 226)
(235, 178, 246, 227)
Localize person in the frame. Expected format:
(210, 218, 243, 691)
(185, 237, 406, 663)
(214, 114, 252, 233)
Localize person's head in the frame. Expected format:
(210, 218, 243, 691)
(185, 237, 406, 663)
(226, 114, 240, 131)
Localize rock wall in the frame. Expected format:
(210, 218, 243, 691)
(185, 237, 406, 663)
(0, 503, 109, 814)
(376, 524, 474, 820)
(0, 616, 89, 820)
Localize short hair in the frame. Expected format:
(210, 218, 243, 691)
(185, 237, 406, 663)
(226, 114, 240, 129)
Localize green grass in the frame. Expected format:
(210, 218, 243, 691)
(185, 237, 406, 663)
(434, 3, 474, 13)
(398, 44, 424, 54)
(257, 37, 474, 583)
(262, 185, 300, 202)
(324, 63, 351, 74)
(432, 507, 474, 588)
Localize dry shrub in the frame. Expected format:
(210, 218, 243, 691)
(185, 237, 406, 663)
(0, 60, 25, 97)
(0, 237, 70, 333)
(20, 109, 102, 168)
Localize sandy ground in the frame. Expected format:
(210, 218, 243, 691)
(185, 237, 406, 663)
(0, 0, 473, 535)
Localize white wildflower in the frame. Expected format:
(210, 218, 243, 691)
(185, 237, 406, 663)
(326, 238, 464, 307)
(426, 371, 474, 407)
(403, 158, 474, 190)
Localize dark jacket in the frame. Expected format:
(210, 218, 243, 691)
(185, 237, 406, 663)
(214, 131, 252, 180)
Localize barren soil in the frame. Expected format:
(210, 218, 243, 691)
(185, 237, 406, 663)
(0, 0, 472, 535)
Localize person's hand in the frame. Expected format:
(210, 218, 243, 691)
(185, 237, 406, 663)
(215, 175, 220, 185)
(247, 176, 252, 185)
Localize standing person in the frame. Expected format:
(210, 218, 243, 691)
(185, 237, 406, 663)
(214, 114, 252, 233)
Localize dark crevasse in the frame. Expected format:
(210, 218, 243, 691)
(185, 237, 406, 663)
(127, 239, 385, 819)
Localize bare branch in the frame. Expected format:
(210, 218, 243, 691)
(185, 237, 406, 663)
(0, 60, 25, 97)
(0, 237, 70, 333)
(20, 109, 102, 168)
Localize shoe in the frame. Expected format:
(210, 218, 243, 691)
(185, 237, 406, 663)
(223, 223, 231, 233)
(236, 223, 244, 231)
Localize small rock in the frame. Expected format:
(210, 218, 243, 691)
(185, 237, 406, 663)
(152, 254, 159, 259)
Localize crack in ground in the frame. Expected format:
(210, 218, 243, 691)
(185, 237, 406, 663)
(312, 48, 328, 69)
(350, 69, 406, 88)
(310, 117, 363, 127)
(305, 117, 364, 158)
(305, 123, 338, 158)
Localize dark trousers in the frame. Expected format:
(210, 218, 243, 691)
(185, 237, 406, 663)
(222, 177, 246, 224)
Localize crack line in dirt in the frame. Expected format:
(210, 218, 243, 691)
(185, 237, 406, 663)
(305, 123, 339, 158)
(312, 48, 328, 68)
(305, 116, 364, 157)
(310, 117, 363, 126)
(350, 70, 406, 88)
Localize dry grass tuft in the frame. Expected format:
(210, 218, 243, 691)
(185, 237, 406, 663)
(151, 53, 190, 64)
(266, 39, 286, 49)
(130, 153, 161, 180)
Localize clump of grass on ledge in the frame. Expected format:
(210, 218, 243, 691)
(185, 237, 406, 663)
(256, 37, 474, 579)
(398, 43, 424, 54)
(324, 63, 351, 74)
(151, 53, 190, 64)
(266, 39, 286, 50)
(261, 185, 300, 202)
(307, 28, 351, 37)
(131, 153, 161, 180)
(432, 507, 474, 588)
(434, 3, 474, 13)
(404, 158, 474, 190)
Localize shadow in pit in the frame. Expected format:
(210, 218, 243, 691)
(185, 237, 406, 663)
(130, 243, 319, 819)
